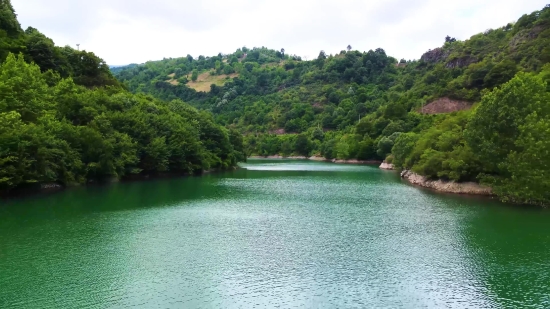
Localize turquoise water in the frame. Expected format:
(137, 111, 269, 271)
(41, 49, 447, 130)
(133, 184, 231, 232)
(1, 159, 549, 308)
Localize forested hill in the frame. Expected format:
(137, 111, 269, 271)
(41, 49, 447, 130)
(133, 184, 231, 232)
(0, 0, 245, 196)
(114, 5, 550, 206)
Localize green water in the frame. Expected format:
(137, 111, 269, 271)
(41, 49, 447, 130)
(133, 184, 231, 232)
(1, 159, 549, 308)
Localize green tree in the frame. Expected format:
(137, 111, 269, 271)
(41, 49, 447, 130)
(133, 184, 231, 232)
(377, 132, 401, 159)
(294, 134, 311, 156)
(191, 70, 199, 82)
(0, 0, 22, 37)
(501, 112, 550, 205)
(0, 53, 52, 122)
(357, 136, 376, 160)
(24, 27, 58, 72)
(483, 59, 518, 89)
(465, 73, 547, 174)
(467, 72, 550, 205)
(391, 132, 419, 169)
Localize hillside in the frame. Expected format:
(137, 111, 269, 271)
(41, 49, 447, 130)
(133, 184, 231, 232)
(114, 5, 550, 206)
(0, 0, 245, 196)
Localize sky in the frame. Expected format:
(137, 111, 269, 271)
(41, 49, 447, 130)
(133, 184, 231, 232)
(11, 0, 549, 65)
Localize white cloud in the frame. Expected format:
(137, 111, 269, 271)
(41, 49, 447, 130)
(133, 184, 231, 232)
(11, 0, 549, 65)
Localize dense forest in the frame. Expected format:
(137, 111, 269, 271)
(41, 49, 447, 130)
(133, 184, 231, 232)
(0, 0, 245, 195)
(114, 5, 550, 206)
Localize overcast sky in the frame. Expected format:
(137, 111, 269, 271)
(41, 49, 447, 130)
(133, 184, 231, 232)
(11, 0, 548, 65)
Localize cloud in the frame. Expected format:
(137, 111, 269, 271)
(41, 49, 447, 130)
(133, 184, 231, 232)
(11, 0, 549, 65)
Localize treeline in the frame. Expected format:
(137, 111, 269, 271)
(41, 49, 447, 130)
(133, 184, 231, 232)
(0, 1, 245, 195)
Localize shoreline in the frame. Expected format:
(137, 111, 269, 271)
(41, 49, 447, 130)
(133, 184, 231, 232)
(399, 170, 493, 196)
(2, 161, 494, 201)
(248, 156, 382, 165)
(377, 163, 494, 197)
(0, 167, 234, 201)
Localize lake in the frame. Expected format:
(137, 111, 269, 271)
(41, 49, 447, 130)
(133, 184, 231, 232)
(1, 159, 549, 308)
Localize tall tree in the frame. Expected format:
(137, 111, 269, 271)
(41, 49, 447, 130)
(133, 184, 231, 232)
(0, 0, 22, 37)
(465, 73, 547, 174)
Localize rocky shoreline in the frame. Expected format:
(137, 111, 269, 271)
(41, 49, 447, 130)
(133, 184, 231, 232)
(379, 163, 395, 170)
(400, 170, 493, 196)
(248, 156, 382, 165)
(377, 163, 493, 196)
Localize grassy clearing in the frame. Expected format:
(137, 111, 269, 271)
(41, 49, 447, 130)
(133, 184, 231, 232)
(186, 72, 239, 92)
(261, 61, 286, 69)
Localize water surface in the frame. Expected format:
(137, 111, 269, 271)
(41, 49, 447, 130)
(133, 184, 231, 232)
(1, 160, 549, 308)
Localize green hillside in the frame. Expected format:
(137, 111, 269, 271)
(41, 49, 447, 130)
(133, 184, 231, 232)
(0, 0, 245, 195)
(114, 5, 550, 206)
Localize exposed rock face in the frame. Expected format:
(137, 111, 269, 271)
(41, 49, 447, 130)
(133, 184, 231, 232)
(379, 163, 395, 170)
(444, 56, 477, 69)
(420, 97, 472, 114)
(420, 47, 477, 68)
(268, 128, 286, 135)
(421, 48, 450, 63)
(401, 170, 493, 196)
(510, 26, 545, 50)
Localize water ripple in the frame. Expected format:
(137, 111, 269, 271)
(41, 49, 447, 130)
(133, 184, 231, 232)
(0, 161, 549, 308)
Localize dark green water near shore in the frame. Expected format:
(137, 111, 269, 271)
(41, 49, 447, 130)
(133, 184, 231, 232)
(1, 159, 549, 308)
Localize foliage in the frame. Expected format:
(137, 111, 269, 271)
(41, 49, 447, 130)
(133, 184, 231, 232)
(0, 53, 245, 194)
(466, 72, 550, 205)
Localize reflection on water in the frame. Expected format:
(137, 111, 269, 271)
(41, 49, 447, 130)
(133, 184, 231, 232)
(1, 159, 549, 308)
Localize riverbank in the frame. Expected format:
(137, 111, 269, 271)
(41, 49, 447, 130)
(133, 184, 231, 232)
(249, 156, 382, 165)
(0, 168, 234, 200)
(400, 170, 493, 196)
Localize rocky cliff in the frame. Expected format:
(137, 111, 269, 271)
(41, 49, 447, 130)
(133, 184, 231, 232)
(420, 47, 477, 68)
